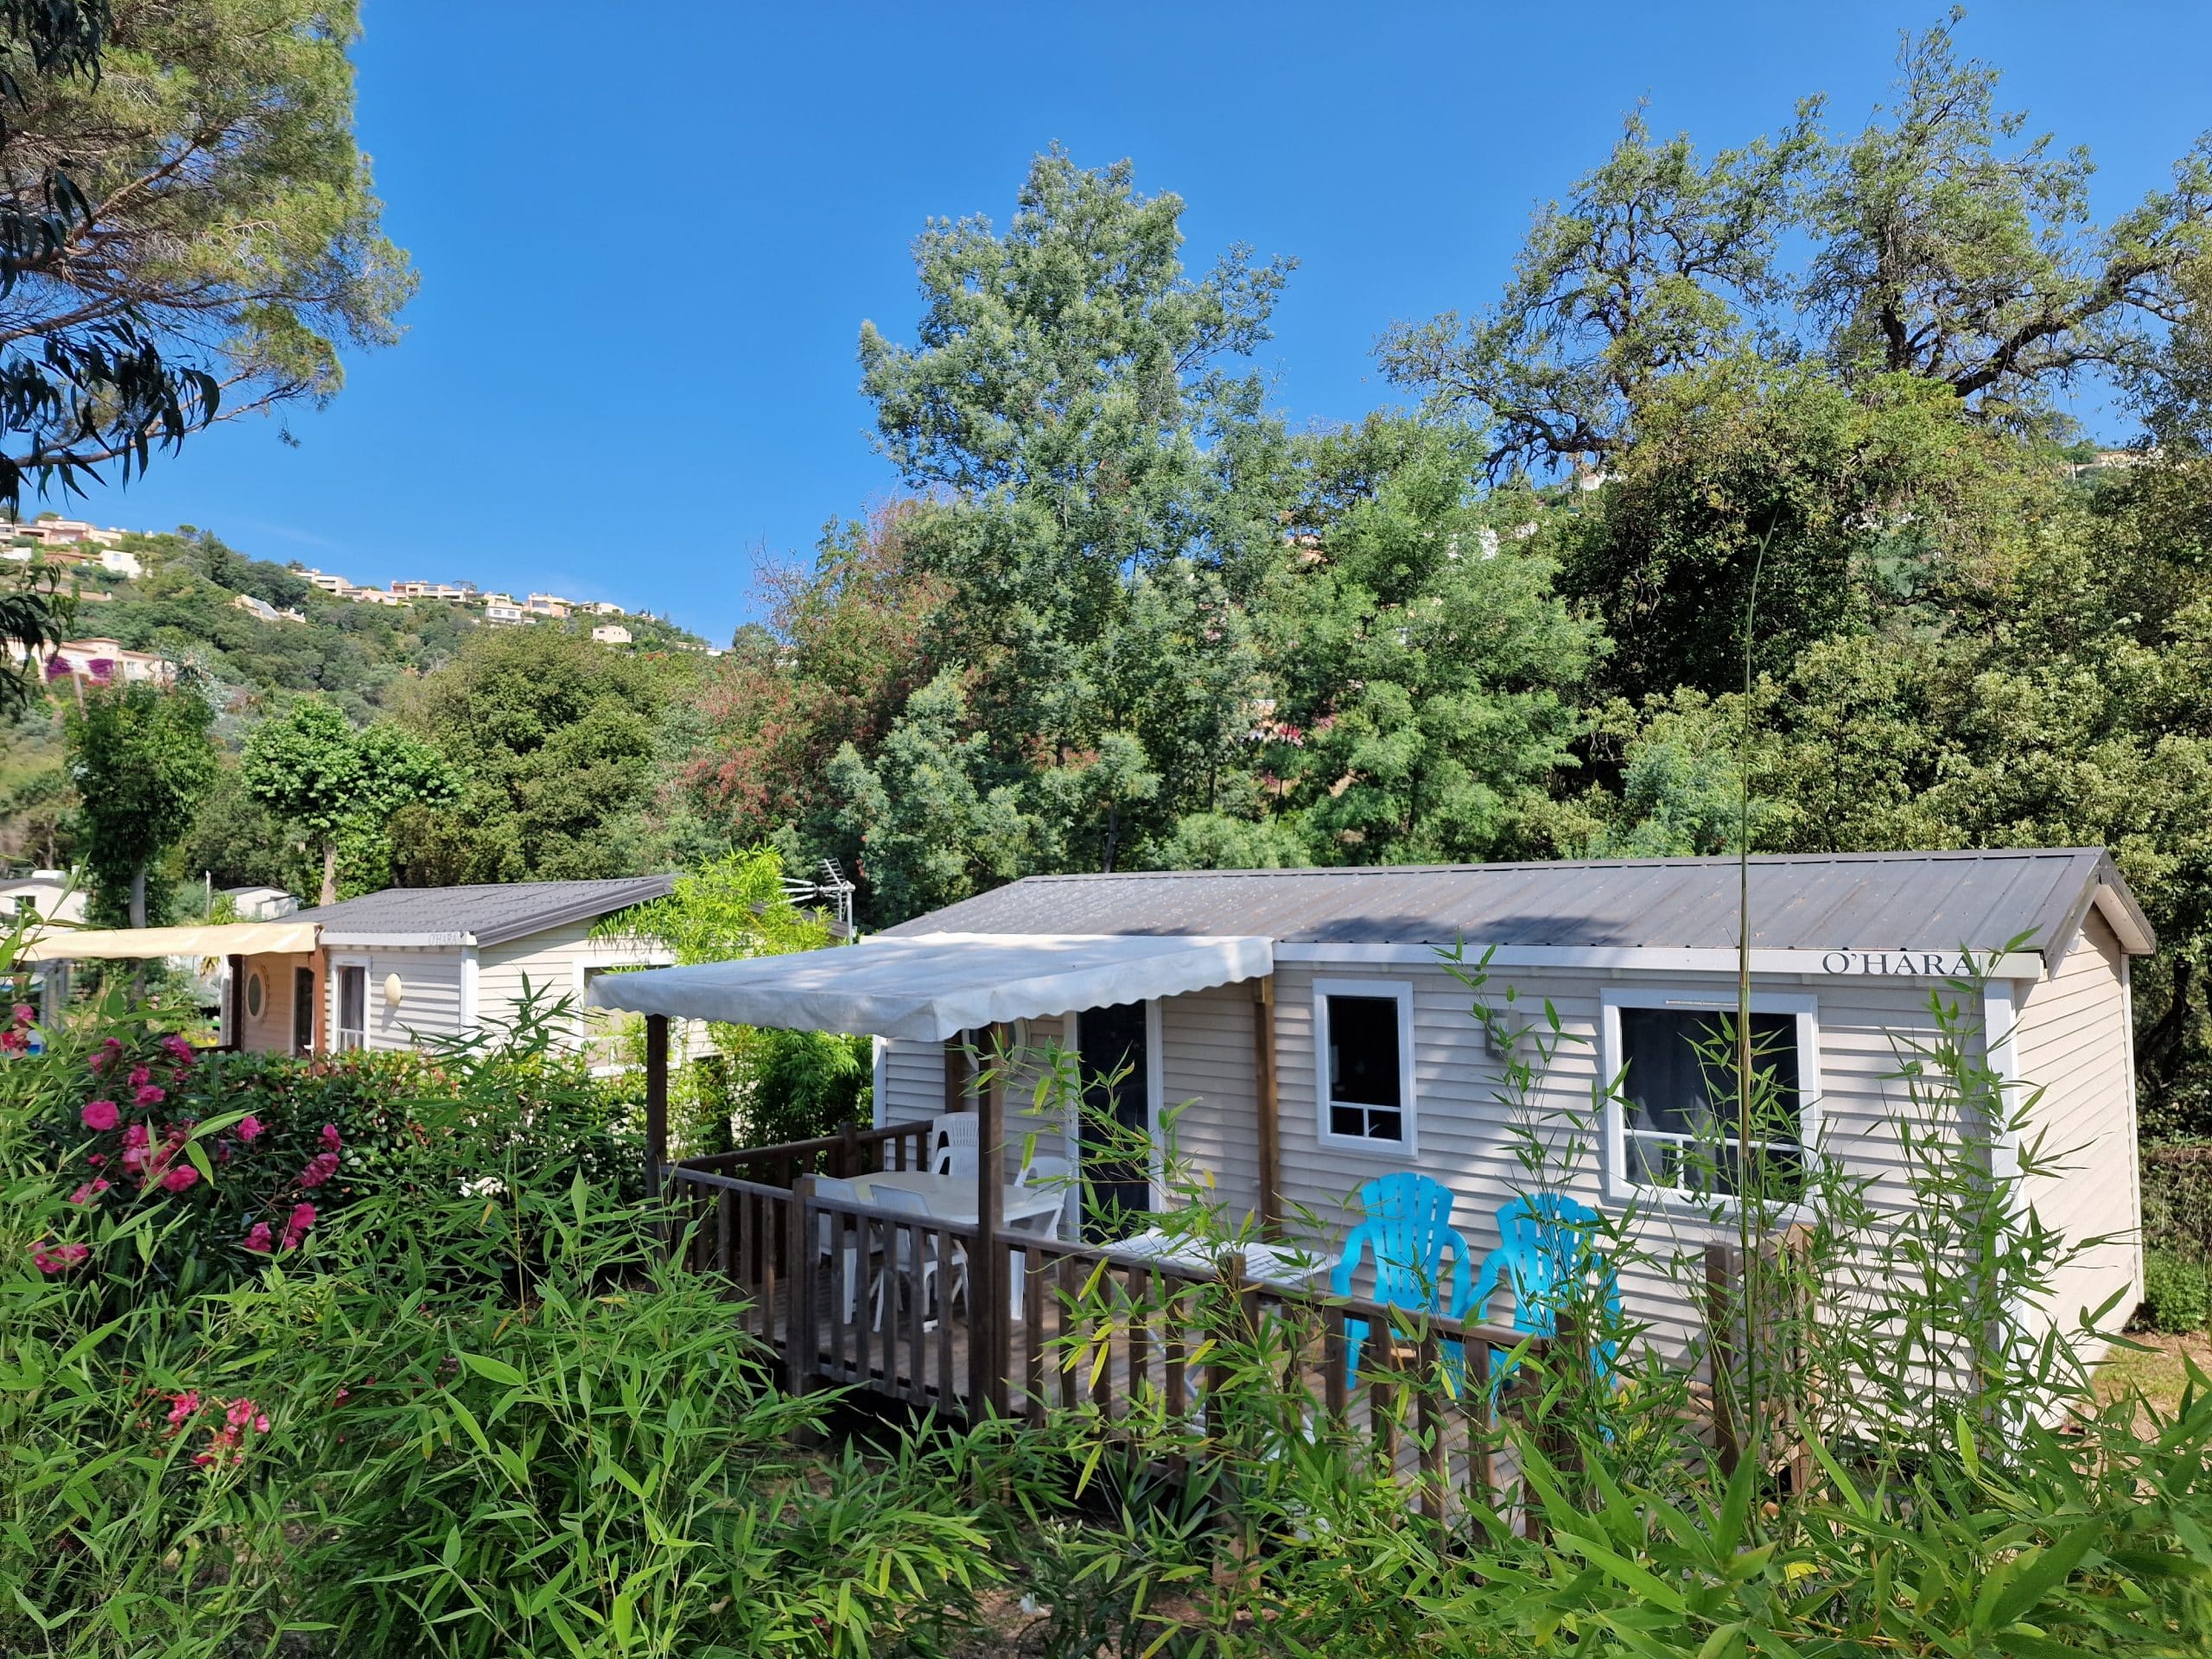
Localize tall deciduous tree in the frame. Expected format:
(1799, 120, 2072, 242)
(397, 628, 673, 883)
(65, 679, 218, 927)
(848, 149, 1294, 913)
(241, 698, 456, 905)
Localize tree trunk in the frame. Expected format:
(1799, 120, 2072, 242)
(321, 842, 339, 907)
(128, 864, 146, 929)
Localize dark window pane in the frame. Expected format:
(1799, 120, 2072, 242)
(1328, 995, 1401, 1109)
(1366, 1111, 1402, 1142)
(1332, 1103, 1367, 1138)
(1619, 1007, 1803, 1195)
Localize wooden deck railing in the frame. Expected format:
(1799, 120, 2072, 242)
(660, 1158, 1566, 1526)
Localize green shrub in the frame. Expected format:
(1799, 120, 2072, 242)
(2145, 1249, 2212, 1333)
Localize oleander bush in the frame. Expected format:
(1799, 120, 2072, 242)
(0, 976, 1004, 1658)
(2145, 1249, 2212, 1335)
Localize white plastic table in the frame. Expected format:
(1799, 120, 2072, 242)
(1111, 1229, 1331, 1290)
(849, 1169, 1064, 1230)
(849, 1170, 1065, 1319)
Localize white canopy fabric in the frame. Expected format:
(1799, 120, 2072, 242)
(21, 920, 320, 962)
(585, 931, 1274, 1041)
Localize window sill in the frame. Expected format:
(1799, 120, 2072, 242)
(1315, 1128, 1419, 1159)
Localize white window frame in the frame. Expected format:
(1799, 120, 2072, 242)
(1313, 977, 1419, 1157)
(1599, 987, 1822, 1210)
(330, 957, 370, 1052)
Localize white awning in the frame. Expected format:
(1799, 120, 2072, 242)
(20, 920, 321, 962)
(585, 931, 1274, 1041)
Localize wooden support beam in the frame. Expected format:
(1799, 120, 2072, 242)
(971, 1021, 1007, 1421)
(944, 1031, 970, 1112)
(645, 1014, 670, 1205)
(1254, 976, 1282, 1239)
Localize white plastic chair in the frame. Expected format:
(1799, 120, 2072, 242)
(1012, 1152, 1072, 1246)
(869, 1185, 967, 1331)
(931, 1112, 980, 1179)
(814, 1176, 868, 1321)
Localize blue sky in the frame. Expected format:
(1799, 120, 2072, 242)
(89, 2, 2212, 643)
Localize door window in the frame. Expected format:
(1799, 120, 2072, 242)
(335, 965, 366, 1052)
(1077, 1001, 1151, 1243)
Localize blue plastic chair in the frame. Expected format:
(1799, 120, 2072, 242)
(1328, 1173, 1475, 1383)
(1469, 1193, 1622, 1381)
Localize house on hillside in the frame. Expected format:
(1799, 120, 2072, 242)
(591, 624, 632, 645)
(11, 638, 178, 687)
(593, 848, 2152, 1383)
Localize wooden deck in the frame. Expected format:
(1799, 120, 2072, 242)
(664, 1141, 1553, 1522)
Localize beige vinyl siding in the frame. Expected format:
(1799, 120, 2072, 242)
(475, 918, 669, 1048)
(1157, 982, 1264, 1218)
(1271, 961, 1985, 1363)
(878, 1034, 951, 1128)
(326, 946, 466, 1052)
(2013, 910, 2140, 1355)
(239, 952, 313, 1055)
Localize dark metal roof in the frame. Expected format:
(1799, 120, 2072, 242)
(880, 849, 2154, 960)
(296, 874, 676, 948)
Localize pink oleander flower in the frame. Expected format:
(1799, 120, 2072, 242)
(160, 1034, 195, 1064)
(237, 1115, 264, 1143)
(319, 1123, 342, 1153)
(159, 1165, 198, 1193)
(243, 1222, 274, 1254)
(280, 1202, 315, 1249)
(122, 1122, 149, 1149)
(297, 1150, 340, 1189)
(14, 1003, 34, 1027)
(165, 1390, 200, 1430)
(224, 1397, 270, 1434)
(127, 1065, 149, 1088)
(31, 1241, 88, 1274)
(80, 1099, 118, 1131)
(68, 1179, 109, 1205)
(134, 1084, 164, 1107)
(89, 1037, 122, 1073)
(0, 1028, 23, 1052)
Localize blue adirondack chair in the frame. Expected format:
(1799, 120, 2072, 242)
(1327, 1172, 1475, 1383)
(1469, 1193, 1622, 1381)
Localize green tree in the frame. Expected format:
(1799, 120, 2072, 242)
(241, 698, 457, 905)
(849, 149, 1294, 911)
(1259, 417, 1601, 863)
(65, 680, 219, 927)
(0, 0, 412, 502)
(398, 627, 679, 882)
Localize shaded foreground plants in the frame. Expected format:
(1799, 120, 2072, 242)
(957, 958, 2212, 1657)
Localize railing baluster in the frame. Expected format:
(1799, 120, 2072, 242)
(1023, 1244, 1046, 1422)
(907, 1223, 929, 1406)
(1058, 1255, 1079, 1414)
(830, 1207, 853, 1382)
(936, 1226, 955, 1408)
(1127, 1266, 1152, 1409)
(1417, 1329, 1445, 1522)
(1468, 1338, 1494, 1506)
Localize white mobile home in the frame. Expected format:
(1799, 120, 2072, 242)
(596, 848, 2153, 1369)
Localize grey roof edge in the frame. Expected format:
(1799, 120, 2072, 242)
(880, 849, 2158, 959)
(470, 874, 677, 947)
(2039, 849, 2157, 958)
(297, 874, 678, 949)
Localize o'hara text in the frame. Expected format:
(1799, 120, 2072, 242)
(1820, 950, 1972, 977)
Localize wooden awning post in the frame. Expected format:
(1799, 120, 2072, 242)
(645, 1014, 670, 1205)
(971, 1020, 1007, 1421)
(944, 1032, 967, 1113)
(1254, 976, 1282, 1239)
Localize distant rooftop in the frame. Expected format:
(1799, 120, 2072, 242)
(297, 875, 676, 947)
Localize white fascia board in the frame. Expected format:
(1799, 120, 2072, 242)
(317, 931, 475, 949)
(1274, 942, 2047, 981)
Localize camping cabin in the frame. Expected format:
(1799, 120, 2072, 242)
(25, 876, 677, 1058)
(594, 847, 2152, 1402)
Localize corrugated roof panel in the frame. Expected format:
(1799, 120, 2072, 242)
(877, 850, 2152, 961)
(296, 874, 677, 947)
